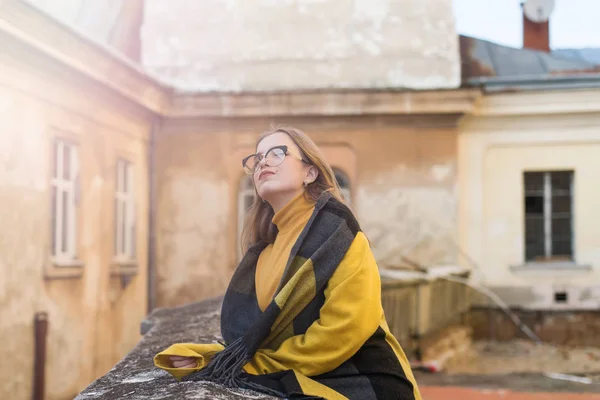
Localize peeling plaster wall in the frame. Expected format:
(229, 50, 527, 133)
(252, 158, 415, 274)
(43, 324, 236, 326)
(155, 117, 459, 307)
(0, 54, 150, 399)
(155, 128, 234, 308)
(142, 0, 460, 92)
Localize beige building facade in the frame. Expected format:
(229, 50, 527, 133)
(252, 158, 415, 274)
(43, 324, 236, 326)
(0, 1, 165, 399)
(459, 86, 600, 310)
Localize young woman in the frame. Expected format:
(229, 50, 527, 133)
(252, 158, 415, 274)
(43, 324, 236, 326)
(155, 127, 421, 400)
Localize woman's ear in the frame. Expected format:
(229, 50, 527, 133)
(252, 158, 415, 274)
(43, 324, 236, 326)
(304, 166, 319, 185)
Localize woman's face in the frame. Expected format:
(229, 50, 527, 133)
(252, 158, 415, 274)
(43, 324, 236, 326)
(253, 132, 316, 210)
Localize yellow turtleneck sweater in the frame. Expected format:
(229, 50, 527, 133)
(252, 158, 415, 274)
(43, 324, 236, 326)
(255, 192, 315, 311)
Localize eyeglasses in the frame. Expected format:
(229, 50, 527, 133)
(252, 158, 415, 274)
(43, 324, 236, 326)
(242, 145, 308, 175)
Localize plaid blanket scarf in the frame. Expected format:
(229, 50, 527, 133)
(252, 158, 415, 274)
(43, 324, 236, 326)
(163, 192, 419, 399)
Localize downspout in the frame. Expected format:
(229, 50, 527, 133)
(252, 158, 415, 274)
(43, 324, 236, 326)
(413, 283, 422, 362)
(32, 312, 48, 400)
(147, 117, 159, 315)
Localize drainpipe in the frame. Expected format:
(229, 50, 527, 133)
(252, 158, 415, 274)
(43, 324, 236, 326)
(32, 312, 48, 400)
(147, 118, 159, 315)
(413, 283, 422, 361)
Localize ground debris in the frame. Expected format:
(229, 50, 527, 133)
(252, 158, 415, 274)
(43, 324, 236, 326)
(444, 339, 600, 376)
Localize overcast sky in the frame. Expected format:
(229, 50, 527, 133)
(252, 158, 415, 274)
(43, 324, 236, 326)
(453, 0, 600, 49)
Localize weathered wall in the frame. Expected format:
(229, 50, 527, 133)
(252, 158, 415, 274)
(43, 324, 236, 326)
(458, 89, 600, 310)
(155, 116, 459, 307)
(142, 0, 460, 92)
(0, 40, 150, 400)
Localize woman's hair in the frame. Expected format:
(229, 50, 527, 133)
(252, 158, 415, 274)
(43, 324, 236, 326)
(240, 126, 348, 252)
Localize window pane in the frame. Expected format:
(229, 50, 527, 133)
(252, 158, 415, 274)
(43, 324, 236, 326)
(121, 201, 127, 254)
(552, 240, 572, 258)
(525, 216, 544, 261)
(51, 186, 57, 256)
(526, 240, 545, 261)
(62, 190, 68, 253)
(63, 144, 70, 180)
(123, 163, 128, 193)
(524, 172, 544, 193)
(551, 171, 572, 193)
(525, 216, 544, 239)
(114, 197, 119, 256)
(335, 173, 349, 189)
(525, 195, 544, 214)
(552, 216, 571, 237)
(53, 141, 59, 179)
(117, 161, 124, 193)
(243, 176, 254, 190)
(552, 194, 571, 214)
(244, 194, 254, 210)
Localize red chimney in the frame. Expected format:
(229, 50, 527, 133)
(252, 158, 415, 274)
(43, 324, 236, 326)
(522, 3, 550, 52)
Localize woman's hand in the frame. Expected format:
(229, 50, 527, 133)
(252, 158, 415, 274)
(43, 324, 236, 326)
(168, 355, 198, 368)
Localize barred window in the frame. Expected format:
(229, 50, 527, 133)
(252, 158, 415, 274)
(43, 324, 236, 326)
(524, 170, 574, 262)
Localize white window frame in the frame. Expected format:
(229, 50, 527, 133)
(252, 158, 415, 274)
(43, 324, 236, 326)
(237, 176, 256, 260)
(51, 139, 79, 263)
(115, 159, 136, 263)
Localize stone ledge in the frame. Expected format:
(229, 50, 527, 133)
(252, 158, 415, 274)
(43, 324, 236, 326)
(76, 297, 275, 399)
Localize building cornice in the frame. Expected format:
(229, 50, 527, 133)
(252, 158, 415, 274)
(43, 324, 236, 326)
(165, 89, 481, 118)
(471, 87, 600, 117)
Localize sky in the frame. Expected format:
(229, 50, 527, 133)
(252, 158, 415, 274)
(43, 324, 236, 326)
(453, 0, 600, 49)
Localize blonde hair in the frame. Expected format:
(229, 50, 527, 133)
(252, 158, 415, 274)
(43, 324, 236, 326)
(241, 126, 348, 252)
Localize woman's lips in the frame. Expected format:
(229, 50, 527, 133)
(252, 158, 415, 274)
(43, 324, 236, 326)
(258, 171, 275, 181)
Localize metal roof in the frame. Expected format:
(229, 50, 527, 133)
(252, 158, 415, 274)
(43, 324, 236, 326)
(460, 35, 600, 90)
(553, 48, 600, 65)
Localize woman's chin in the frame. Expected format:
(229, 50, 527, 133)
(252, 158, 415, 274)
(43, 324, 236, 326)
(258, 184, 296, 204)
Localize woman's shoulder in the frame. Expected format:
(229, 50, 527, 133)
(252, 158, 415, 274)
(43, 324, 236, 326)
(344, 231, 372, 258)
(327, 231, 379, 287)
(320, 194, 361, 234)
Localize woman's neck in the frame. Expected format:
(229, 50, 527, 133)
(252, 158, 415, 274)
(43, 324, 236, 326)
(271, 191, 315, 235)
(268, 189, 304, 213)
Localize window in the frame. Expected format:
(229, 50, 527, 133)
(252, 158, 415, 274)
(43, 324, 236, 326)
(333, 168, 351, 205)
(51, 139, 79, 262)
(237, 176, 256, 259)
(115, 159, 136, 262)
(524, 170, 573, 262)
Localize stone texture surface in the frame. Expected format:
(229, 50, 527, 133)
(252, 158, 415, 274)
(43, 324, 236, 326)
(76, 297, 275, 399)
(415, 372, 600, 395)
(142, 0, 460, 92)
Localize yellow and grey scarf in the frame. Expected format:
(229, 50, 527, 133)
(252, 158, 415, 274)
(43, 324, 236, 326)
(181, 192, 417, 399)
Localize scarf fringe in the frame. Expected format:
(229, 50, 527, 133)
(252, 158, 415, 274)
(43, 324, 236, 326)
(182, 337, 286, 398)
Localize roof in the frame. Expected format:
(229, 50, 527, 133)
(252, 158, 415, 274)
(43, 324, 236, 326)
(553, 48, 600, 65)
(460, 35, 600, 91)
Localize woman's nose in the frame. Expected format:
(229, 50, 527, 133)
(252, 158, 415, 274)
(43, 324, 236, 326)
(258, 157, 270, 168)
